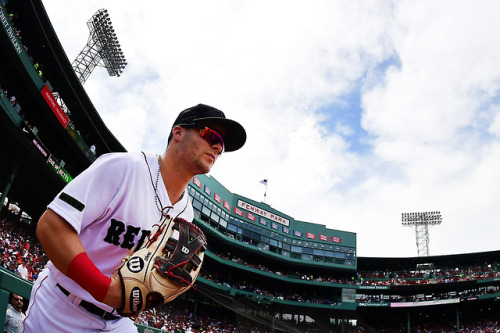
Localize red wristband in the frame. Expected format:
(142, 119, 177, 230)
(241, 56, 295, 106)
(66, 252, 111, 302)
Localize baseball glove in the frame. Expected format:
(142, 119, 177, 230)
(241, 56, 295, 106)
(116, 215, 207, 315)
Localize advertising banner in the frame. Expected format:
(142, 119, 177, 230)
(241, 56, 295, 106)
(22, 126, 72, 183)
(0, 6, 23, 55)
(41, 85, 69, 128)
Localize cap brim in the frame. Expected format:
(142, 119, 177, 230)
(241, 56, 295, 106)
(193, 117, 246, 152)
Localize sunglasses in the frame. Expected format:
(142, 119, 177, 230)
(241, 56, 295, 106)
(13, 297, 23, 302)
(197, 127, 225, 154)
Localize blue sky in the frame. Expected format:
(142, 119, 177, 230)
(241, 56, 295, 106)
(42, 0, 500, 257)
(320, 91, 370, 154)
(318, 53, 402, 155)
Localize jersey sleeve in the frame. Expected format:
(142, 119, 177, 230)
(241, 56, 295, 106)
(47, 153, 133, 234)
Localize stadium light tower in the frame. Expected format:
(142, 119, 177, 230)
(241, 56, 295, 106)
(72, 9, 127, 84)
(402, 211, 442, 257)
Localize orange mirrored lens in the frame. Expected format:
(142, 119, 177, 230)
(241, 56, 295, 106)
(199, 127, 224, 153)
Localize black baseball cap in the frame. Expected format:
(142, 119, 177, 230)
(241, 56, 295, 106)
(169, 104, 246, 152)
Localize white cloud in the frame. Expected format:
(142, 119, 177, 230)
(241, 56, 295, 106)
(41, 0, 500, 257)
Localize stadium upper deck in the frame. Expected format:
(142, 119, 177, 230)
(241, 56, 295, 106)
(0, 0, 125, 219)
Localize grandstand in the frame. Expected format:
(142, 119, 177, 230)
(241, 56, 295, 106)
(1, 1, 500, 332)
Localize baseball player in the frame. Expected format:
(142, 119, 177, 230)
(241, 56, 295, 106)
(23, 104, 246, 332)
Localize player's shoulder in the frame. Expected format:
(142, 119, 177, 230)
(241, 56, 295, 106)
(92, 152, 149, 169)
(78, 152, 150, 182)
(95, 151, 144, 163)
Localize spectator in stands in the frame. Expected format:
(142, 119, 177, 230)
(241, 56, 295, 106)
(16, 258, 28, 280)
(7, 260, 17, 275)
(4, 293, 25, 333)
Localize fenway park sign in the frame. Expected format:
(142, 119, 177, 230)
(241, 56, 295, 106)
(237, 200, 290, 227)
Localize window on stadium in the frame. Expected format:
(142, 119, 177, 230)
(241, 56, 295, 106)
(193, 199, 202, 211)
(303, 247, 313, 255)
(210, 211, 219, 223)
(303, 254, 313, 261)
(313, 249, 323, 256)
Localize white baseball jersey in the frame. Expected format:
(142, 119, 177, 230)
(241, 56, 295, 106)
(25, 152, 193, 330)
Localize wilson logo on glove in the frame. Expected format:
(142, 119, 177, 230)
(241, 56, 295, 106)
(130, 287, 143, 313)
(127, 257, 144, 273)
(116, 216, 207, 315)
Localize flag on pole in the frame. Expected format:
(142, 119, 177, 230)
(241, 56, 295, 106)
(260, 179, 268, 203)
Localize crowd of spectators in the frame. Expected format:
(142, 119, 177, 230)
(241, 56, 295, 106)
(132, 299, 270, 333)
(211, 250, 500, 289)
(0, 212, 47, 282)
(213, 250, 356, 285)
(201, 271, 338, 306)
(357, 265, 500, 287)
